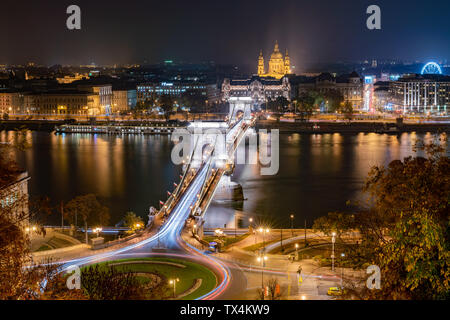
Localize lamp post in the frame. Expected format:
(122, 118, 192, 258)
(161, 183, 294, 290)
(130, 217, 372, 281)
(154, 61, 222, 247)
(295, 243, 299, 261)
(340, 253, 345, 288)
(258, 228, 270, 251)
(169, 278, 179, 298)
(331, 232, 336, 272)
(257, 254, 268, 299)
(93, 227, 102, 238)
(235, 213, 238, 239)
(290, 214, 294, 237)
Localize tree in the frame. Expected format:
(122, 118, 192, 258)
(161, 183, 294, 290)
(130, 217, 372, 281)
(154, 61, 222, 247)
(123, 211, 144, 233)
(267, 96, 289, 113)
(0, 131, 83, 300)
(323, 89, 344, 113)
(295, 92, 315, 121)
(180, 90, 207, 113)
(341, 101, 354, 120)
(64, 194, 110, 244)
(158, 94, 174, 119)
(266, 278, 282, 300)
(315, 139, 450, 300)
(313, 211, 354, 237)
(80, 264, 146, 300)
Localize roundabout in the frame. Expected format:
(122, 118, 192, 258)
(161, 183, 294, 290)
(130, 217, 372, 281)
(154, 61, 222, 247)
(83, 256, 218, 300)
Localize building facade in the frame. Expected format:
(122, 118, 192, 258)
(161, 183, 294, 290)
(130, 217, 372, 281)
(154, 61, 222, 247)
(77, 84, 113, 115)
(112, 89, 137, 113)
(257, 41, 291, 79)
(296, 72, 364, 111)
(0, 90, 24, 114)
(23, 90, 96, 115)
(137, 81, 219, 103)
(221, 76, 291, 107)
(390, 74, 450, 114)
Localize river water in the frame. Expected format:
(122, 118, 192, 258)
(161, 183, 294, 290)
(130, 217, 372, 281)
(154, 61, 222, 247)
(1, 130, 447, 228)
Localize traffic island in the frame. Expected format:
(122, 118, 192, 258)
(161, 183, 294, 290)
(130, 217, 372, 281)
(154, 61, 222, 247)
(86, 257, 217, 300)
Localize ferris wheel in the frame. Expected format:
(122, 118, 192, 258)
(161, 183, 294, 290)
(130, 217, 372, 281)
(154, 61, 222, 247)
(421, 62, 443, 75)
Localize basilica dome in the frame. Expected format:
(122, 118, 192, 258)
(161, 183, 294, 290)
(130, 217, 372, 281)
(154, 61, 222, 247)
(270, 42, 283, 60)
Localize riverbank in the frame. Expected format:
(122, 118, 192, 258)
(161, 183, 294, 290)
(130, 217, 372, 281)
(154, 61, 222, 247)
(2, 118, 449, 134)
(0, 119, 189, 132)
(256, 120, 450, 134)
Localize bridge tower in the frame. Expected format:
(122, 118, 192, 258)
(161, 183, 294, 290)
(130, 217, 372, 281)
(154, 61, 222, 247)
(228, 97, 252, 122)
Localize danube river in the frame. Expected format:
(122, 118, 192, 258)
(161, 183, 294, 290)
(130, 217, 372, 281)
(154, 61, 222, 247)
(1, 131, 447, 228)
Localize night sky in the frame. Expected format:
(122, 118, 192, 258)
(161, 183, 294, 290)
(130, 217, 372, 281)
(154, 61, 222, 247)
(1, 0, 450, 69)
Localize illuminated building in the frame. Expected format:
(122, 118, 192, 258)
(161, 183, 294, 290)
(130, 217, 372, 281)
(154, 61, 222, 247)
(390, 74, 450, 114)
(221, 76, 291, 106)
(296, 72, 364, 111)
(373, 82, 391, 111)
(112, 89, 137, 113)
(137, 81, 219, 103)
(364, 75, 376, 112)
(257, 41, 291, 79)
(23, 90, 96, 115)
(56, 73, 90, 84)
(76, 84, 113, 115)
(0, 90, 24, 114)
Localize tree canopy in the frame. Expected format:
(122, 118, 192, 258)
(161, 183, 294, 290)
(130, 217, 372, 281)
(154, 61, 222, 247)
(313, 139, 450, 299)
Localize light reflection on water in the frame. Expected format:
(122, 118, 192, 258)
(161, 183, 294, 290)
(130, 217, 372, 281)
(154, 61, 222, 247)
(1, 131, 447, 228)
(204, 132, 448, 229)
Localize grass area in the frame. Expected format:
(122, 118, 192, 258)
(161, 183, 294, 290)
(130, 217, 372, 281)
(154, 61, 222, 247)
(242, 238, 280, 252)
(36, 244, 52, 252)
(270, 238, 324, 255)
(203, 233, 250, 248)
(47, 236, 73, 248)
(85, 257, 217, 300)
(34, 236, 74, 252)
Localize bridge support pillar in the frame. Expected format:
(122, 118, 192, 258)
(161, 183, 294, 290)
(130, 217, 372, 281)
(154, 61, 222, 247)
(213, 176, 244, 201)
(195, 217, 205, 239)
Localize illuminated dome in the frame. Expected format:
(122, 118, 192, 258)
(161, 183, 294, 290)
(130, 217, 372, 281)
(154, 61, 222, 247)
(270, 41, 283, 60)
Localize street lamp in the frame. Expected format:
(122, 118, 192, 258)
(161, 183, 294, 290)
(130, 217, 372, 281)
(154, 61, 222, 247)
(257, 254, 268, 298)
(258, 228, 270, 251)
(331, 232, 336, 271)
(214, 229, 223, 237)
(290, 214, 294, 236)
(169, 278, 180, 298)
(340, 253, 345, 288)
(295, 243, 299, 261)
(93, 227, 102, 238)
